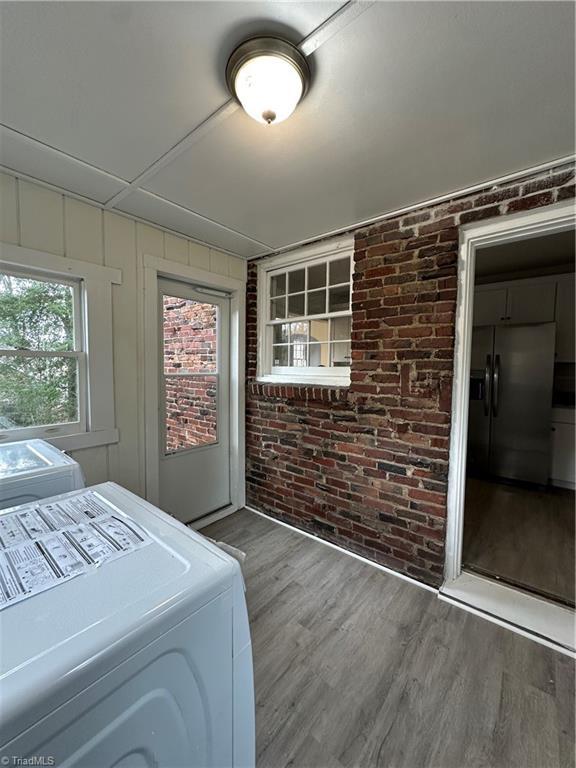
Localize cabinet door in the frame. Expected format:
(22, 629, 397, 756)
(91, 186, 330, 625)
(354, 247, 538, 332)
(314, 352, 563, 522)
(506, 282, 556, 324)
(555, 277, 575, 362)
(473, 288, 507, 326)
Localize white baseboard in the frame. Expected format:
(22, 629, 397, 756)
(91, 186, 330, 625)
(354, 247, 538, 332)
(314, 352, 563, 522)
(244, 505, 574, 657)
(189, 503, 238, 530)
(244, 504, 437, 593)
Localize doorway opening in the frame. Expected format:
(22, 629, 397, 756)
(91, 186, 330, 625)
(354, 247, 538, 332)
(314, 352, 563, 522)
(462, 229, 575, 608)
(443, 200, 575, 651)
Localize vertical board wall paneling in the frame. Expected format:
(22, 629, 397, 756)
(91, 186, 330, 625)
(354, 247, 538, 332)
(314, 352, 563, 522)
(18, 180, 64, 255)
(164, 232, 189, 265)
(0, 174, 19, 244)
(188, 240, 211, 271)
(0, 171, 247, 498)
(103, 210, 141, 495)
(64, 198, 104, 265)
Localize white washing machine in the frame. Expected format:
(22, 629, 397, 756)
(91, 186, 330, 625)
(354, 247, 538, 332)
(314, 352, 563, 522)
(0, 482, 255, 768)
(0, 439, 85, 509)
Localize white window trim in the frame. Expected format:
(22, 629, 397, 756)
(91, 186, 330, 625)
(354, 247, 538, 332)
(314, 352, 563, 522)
(0, 243, 121, 450)
(257, 234, 354, 386)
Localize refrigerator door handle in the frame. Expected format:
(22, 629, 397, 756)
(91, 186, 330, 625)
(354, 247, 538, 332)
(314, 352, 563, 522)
(483, 354, 492, 417)
(493, 354, 501, 417)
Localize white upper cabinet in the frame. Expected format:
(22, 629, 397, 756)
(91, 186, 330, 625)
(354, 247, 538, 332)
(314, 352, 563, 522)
(473, 287, 507, 326)
(505, 282, 556, 324)
(555, 275, 575, 363)
(474, 274, 574, 363)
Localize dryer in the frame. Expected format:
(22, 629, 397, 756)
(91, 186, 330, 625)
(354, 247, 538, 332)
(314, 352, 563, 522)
(0, 482, 255, 768)
(0, 438, 85, 509)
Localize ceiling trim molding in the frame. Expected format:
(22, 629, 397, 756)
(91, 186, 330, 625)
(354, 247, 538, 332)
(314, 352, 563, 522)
(247, 153, 576, 259)
(102, 0, 371, 211)
(103, 100, 239, 209)
(0, 166, 250, 260)
(298, 0, 374, 57)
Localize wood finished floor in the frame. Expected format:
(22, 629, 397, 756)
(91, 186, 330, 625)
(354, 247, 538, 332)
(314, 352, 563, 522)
(205, 509, 575, 768)
(463, 478, 575, 606)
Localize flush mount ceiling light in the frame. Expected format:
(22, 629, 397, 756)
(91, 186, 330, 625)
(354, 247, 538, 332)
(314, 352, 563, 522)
(226, 37, 311, 125)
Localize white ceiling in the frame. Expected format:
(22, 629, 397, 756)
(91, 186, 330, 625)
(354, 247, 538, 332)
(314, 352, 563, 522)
(1, 1, 574, 258)
(477, 230, 575, 279)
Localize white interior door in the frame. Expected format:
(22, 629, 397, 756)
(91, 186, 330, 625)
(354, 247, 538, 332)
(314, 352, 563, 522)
(158, 278, 230, 523)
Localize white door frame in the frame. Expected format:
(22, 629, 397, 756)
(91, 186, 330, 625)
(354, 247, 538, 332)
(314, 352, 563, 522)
(142, 254, 246, 523)
(442, 199, 575, 653)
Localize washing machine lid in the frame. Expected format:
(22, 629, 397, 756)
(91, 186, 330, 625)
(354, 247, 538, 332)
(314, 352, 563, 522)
(0, 439, 77, 479)
(0, 482, 239, 744)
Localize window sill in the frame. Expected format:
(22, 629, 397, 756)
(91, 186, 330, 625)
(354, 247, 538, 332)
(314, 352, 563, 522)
(257, 374, 350, 388)
(45, 429, 119, 452)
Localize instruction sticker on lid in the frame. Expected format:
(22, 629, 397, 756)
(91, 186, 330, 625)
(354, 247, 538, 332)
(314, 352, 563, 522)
(0, 490, 152, 610)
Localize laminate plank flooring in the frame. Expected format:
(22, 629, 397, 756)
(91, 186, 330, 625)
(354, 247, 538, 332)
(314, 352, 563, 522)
(463, 478, 575, 606)
(205, 509, 575, 768)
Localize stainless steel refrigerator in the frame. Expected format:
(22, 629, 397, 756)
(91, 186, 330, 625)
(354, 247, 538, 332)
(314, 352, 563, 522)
(467, 323, 556, 484)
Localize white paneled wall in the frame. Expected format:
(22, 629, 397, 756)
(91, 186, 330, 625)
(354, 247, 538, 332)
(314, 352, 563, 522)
(0, 172, 247, 494)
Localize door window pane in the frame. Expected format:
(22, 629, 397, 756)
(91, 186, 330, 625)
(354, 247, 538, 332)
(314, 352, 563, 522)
(0, 272, 75, 351)
(288, 293, 305, 317)
(270, 273, 286, 297)
(270, 297, 286, 320)
(288, 269, 305, 294)
(307, 263, 326, 290)
(164, 375, 217, 453)
(328, 285, 350, 313)
(163, 296, 217, 374)
(329, 257, 350, 285)
(0, 356, 78, 428)
(307, 289, 326, 315)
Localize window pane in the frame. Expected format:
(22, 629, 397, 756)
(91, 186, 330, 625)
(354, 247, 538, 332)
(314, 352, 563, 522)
(270, 273, 286, 297)
(307, 289, 326, 315)
(288, 269, 305, 294)
(273, 323, 289, 344)
(328, 285, 350, 313)
(290, 343, 308, 367)
(307, 263, 326, 290)
(331, 341, 351, 367)
(270, 297, 286, 320)
(0, 355, 78, 428)
(272, 345, 289, 366)
(309, 343, 329, 367)
(310, 319, 329, 343)
(329, 257, 350, 285)
(0, 272, 75, 352)
(290, 321, 308, 342)
(331, 316, 352, 340)
(287, 293, 305, 317)
(164, 374, 217, 454)
(163, 296, 217, 374)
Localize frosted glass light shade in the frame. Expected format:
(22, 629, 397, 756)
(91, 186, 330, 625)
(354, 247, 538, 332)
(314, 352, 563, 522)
(234, 55, 303, 125)
(226, 38, 310, 126)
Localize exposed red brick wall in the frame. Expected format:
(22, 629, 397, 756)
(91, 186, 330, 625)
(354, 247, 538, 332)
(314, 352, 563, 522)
(163, 296, 217, 453)
(246, 163, 574, 586)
